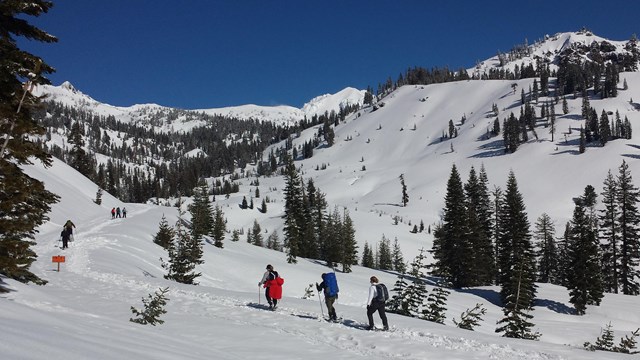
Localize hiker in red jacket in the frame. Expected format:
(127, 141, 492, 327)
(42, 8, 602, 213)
(258, 264, 284, 310)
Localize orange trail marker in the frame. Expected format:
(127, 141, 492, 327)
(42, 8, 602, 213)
(52, 255, 65, 272)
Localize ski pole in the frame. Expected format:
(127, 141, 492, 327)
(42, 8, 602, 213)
(258, 285, 261, 305)
(317, 289, 324, 318)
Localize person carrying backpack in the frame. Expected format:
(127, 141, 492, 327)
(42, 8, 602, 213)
(316, 273, 339, 321)
(258, 264, 284, 310)
(366, 276, 389, 331)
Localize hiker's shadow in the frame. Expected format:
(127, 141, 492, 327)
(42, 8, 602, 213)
(246, 302, 271, 311)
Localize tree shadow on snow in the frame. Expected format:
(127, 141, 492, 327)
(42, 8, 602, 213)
(470, 140, 506, 158)
(534, 298, 575, 315)
(0, 275, 15, 294)
(456, 288, 502, 307)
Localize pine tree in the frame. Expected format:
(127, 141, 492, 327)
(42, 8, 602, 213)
(453, 303, 487, 330)
(534, 213, 558, 283)
(392, 237, 406, 273)
(396, 248, 429, 317)
(579, 126, 586, 153)
(566, 186, 604, 314)
(562, 96, 569, 115)
(400, 174, 409, 207)
(600, 170, 620, 293)
(161, 200, 203, 285)
(495, 171, 538, 339)
(599, 110, 611, 146)
(387, 273, 410, 315)
(431, 164, 473, 287)
(421, 284, 450, 324)
(615, 160, 640, 295)
(153, 214, 174, 250)
(0, 1, 59, 289)
(188, 182, 213, 241)
(210, 206, 225, 248)
(377, 235, 393, 270)
(130, 287, 170, 326)
(361, 242, 375, 268)
(67, 121, 93, 177)
(282, 155, 304, 263)
(339, 210, 358, 273)
(465, 166, 495, 285)
(251, 219, 263, 247)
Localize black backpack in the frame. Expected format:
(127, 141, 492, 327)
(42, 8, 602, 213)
(375, 283, 389, 302)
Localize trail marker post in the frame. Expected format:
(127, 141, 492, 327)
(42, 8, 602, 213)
(52, 255, 65, 272)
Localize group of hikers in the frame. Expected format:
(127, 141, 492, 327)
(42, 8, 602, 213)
(259, 264, 389, 331)
(111, 207, 127, 219)
(59, 220, 76, 249)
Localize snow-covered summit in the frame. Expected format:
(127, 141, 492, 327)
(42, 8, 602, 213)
(471, 30, 636, 76)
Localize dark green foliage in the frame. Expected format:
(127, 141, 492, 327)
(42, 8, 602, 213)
(67, 121, 93, 177)
(599, 110, 611, 146)
(153, 214, 174, 250)
(431, 164, 472, 287)
(566, 186, 604, 314)
(534, 213, 558, 283)
(94, 188, 103, 205)
(464, 166, 495, 285)
(400, 174, 408, 207)
(422, 284, 450, 324)
(495, 171, 539, 339)
(339, 210, 358, 273)
(130, 287, 170, 326)
(0, 1, 59, 289)
(161, 201, 203, 285)
(377, 235, 393, 270)
(453, 303, 487, 331)
(282, 156, 303, 263)
(388, 249, 429, 317)
(579, 126, 586, 153)
(250, 219, 263, 246)
(615, 160, 640, 295)
(600, 170, 620, 293)
(361, 242, 374, 268)
(188, 182, 213, 241)
(585, 323, 639, 354)
(392, 238, 406, 273)
(210, 205, 225, 248)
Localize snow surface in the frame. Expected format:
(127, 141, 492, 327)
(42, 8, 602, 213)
(4, 31, 640, 359)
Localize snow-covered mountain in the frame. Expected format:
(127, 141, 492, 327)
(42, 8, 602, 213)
(34, 81, 366, 128)
(472, 29, 637, 76)
(3, 30, 640, 359)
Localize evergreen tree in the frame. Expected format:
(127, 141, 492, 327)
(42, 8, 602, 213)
(387, 273, 410, 315)
(392, 237, 406, 273)
(282, 155, 304, 263)
(615, 160, 640, 295)
(188, 182, 213, 241)
(67, 121, 93, 177)
(599, 110, 611, 146)
(421, 284, 450, 324)
(251, 219, 263, 247)
(339, 210, 358, 273)
(392, 248, 429, 317)
(161, 200, 204, 285)
(566, 187, 604, 314)
(210, 206, 225, 248)
(431, 164, 473, 287)
(0, 0, 59, 289)
(465, 166, 495, 285)
(495, 171, 538, 338)
(377, 235, 393, 270)
(130, 287, 170, 326)
(453, 303, 487, 331)
(361, 242, 375, 268)
(562, 96, 569, 115)
(153, 214, 174, 250)
(400, 174, 409, 207)
(600, 170, 620, 293)
(579, 126, 586, 153)
(534, 213, 558, 283)
(266, 231, 281, 251)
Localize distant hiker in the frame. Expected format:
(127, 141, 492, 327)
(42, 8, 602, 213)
(60, 229, 70, 249)
(116, 207, 121, 218)
(64, 220, 76, 237)
(111, 207, 116, 219)
(122, 207, 127, 218)
(258, 264, 284, 310)
(316, 273, 339, 321)
(366, 276, 389, 331)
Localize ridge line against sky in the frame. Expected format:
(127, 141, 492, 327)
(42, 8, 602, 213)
(19, 0, 640, 109)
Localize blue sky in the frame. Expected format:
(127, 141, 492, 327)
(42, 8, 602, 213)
(21, 0, 640, 109)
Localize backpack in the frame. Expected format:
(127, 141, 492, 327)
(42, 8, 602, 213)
(324, 272, 339, 297)
(375, 283, 389, 302)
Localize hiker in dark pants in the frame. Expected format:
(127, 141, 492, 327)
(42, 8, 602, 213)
(366, 276, 389, 331)
(258, 264, 282, 310)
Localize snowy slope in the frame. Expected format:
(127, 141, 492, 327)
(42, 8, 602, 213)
(1, 157, 637, 360)
(3, 31, 640, 360)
